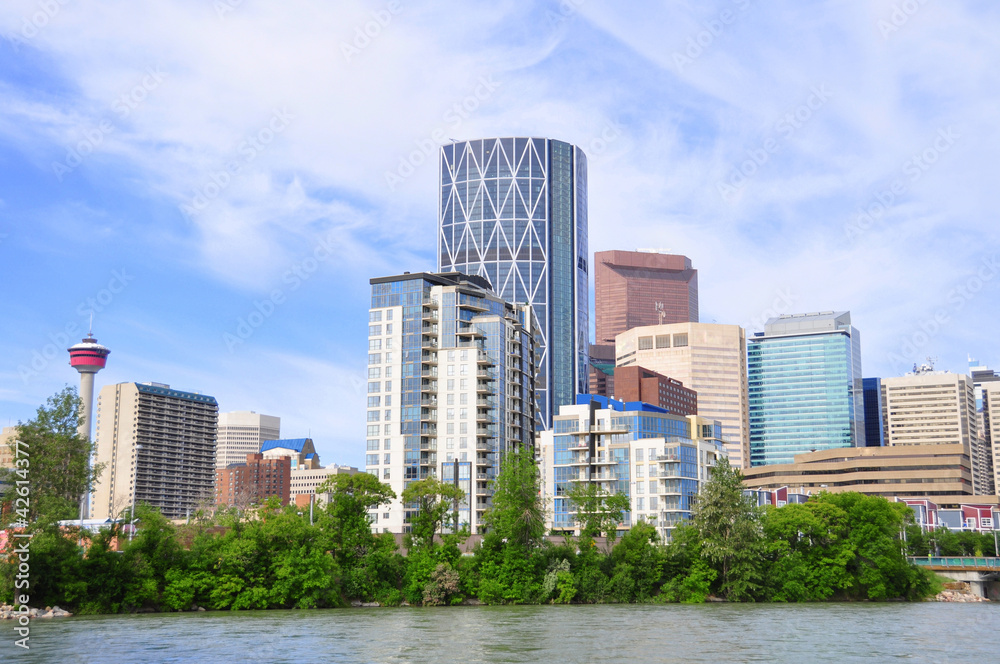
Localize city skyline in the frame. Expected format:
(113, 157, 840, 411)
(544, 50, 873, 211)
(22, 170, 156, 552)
(1, 2, 999, 470)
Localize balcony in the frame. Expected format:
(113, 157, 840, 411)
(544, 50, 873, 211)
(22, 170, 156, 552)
(421, 352, 438, 365)
(457, 325, 485, 337)
(421, 368, 438, 378)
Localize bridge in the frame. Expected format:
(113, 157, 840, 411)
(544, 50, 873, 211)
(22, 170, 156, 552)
(909, 557, 1000, 598)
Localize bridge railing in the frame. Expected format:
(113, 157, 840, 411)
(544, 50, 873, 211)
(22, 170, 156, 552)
(908, 556, 1000, 569)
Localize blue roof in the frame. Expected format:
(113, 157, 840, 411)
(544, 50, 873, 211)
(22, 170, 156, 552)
(305, 452, 316, 459)
(574, 394, 668, 414)
(261, 438, 311, 453)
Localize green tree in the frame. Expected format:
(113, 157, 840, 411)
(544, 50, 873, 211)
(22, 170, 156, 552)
(482, 448, 545, 548)
(691, 458, 764, 601)
(0, 387, 104, 525)
(401, 476, 464, 547)
(567, 483, 630, 540)
(317, 472, 396, 562)
(607, 520, 665, 602)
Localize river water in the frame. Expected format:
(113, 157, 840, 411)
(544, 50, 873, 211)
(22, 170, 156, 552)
(4, 603, 999, 663)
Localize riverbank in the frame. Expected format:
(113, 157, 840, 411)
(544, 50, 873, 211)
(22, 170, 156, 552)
(0, 604, 73, 619)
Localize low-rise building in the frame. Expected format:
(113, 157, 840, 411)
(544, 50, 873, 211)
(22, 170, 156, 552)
(261, 438, 321, 470)
(290, 464, 358, 508)
(742, 444, 975, 500)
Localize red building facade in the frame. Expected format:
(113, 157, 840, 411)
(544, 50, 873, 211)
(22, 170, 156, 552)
(215, 453, 291, 507)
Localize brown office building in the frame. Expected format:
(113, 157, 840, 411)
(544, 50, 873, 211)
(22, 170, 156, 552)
(613, 365, 697, 416)
(216, 453, 291, 507)
(594, 250, 698, 345)
(742, 444, 975, 500)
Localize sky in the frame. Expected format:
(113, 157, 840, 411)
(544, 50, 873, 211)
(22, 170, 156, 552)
(1, 0, 998, 468)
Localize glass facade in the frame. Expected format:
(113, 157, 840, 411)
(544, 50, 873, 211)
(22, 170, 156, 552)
(862, 377, 885, 447)
(439, 138, 589, 429)
(748, 312, 865, 466)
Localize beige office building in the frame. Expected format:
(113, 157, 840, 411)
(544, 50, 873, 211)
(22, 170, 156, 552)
(742, 444, 974, 500)
(216, 411, 280, 468)
(882, 370, 991, 494)
(91, 382, 218, 520)
(984, 384, 1000, 496)
(0, 426, 17, 470)
(290, 464, 358, 507)
(616, 323, 749, 469)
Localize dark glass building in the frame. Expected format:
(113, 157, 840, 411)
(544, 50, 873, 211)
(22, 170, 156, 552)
(438, 138, 589, 428)
(862, 377, 885, 447)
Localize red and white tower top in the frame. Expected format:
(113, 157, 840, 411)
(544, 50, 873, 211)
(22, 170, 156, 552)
(68, 333, 111, 373)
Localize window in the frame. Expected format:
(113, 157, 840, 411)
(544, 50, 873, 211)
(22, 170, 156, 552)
(368, 353, 381, 365)
(459, 437, 467, 449)
(460, 452, 468, 461)
(385, 338, 393, 349)
(369, 339, 382, 351)
(447, 423, 455, 434)
(446, 453, 454, 462)
(636, 482, 644, 494)
(384, 409, 391, 421)
(369, 324, 382, 336)
(460, 350, 468, 361)
(446, 438, 454, 449)
(447, 350, 456, 361)
(655, 335, 670, 349)
(649, 496, 658, 510)
(384, 424, 392, 435)
(384, 380, 392, 392)
(447, 394, 455, 405)
(447, 365, 455, 376)
(368, 396, 381, 408)
(367, 425, 380, 437)
(460, 422, 468, 434)
(460, 408, 468, 419)
(384, 395, 391, 406)
(460, 393, 468, 405)
(367, 411, 380, 422)
(383, 468, 390, 479)
(447, 379, 455, 390)
(447, 408, 455, 420)
(636, 449, 644, 462)
(460, 365, 468, 375)
(370, 311, 382, 322)
(385, 323, 393, 335)
(638, 336, 653, 350)
(386, 310, 393, 320)
(368, 381, 380, 393)
(636, 465, 644, 478)
(637, 497, 645, 511)
(366, 454, 379, 466)
(384, 352, 392, 364)
(383, 453, 390, 465)
(648, 480, 656, 493)
(384, 439, 391, 450)
(672, 333, 688, 348)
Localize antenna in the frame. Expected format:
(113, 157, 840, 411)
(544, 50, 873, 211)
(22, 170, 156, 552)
(89, 312, 94, 335)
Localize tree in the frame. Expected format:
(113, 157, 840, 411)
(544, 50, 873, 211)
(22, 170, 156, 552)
(0, 387, 103, 525)
(317, 472, 396, 558)
(568, 482, 630, 541)
(691, 458, 764, 601)
(482, 448, 545, 548)
(401, 476, 464, 547)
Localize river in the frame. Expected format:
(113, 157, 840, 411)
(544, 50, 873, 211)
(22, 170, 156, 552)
(4, 603, 999, 663)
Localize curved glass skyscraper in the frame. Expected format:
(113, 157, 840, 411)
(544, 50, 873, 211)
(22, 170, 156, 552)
(439, 138, 589, 429)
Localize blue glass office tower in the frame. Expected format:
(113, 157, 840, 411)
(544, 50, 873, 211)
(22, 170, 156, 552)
(439, 138, 589, 429)
(862, 377, 885, 447)
(748, 311, 866, 466)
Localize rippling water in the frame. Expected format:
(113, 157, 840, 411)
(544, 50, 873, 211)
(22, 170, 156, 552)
(4, 603, 999, 663)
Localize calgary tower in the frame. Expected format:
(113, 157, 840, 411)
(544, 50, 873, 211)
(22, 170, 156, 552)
(68, 330, 110, 519)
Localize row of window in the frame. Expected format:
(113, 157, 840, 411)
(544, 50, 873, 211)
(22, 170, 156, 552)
(369, 309, 395, 323)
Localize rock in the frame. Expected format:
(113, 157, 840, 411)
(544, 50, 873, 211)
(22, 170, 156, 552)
(350, 600, 363, 607)
(360, 602, 380, 607)
(197, 607, 206, 612)
(461, 598, 482, 606)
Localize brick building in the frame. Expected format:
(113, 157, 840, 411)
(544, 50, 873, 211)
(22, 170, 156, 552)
(613, 365, 697, 416)
(216, 453, 291, 507)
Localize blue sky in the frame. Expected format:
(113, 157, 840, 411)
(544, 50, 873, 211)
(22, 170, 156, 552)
(1, 0, 998, 468)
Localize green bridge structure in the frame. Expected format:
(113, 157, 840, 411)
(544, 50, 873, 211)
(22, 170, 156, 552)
(909, 557, 1000, 598)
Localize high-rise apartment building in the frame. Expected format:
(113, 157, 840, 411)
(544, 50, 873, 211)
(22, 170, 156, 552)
(969, 358, 999, 495)
(882, 367, 990, 494)
(537, 396, 726, 541)
(594, 250, 698, 344)
(616, 323, 748, 469)
(612, 365, 697, 416)
(216, 411, 280, 469)
(862, 377, 885, 447)
(215, 453, 291, 507)
(747, 312, 865, 467)
(91, 382, 218, 520)
(367, 271, 538, 534)
(438, 137, 588, 427)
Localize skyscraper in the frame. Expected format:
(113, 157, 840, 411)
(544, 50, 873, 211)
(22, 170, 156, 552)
(748, 311, 865, 467)
(438, 138, 588, 428)
(616, 323, 749, 469)
(367, 271, 538, 534)
(882, 366, 989, 494)
(594, 250, 698, 344)
(91, 382, 218, 520)
(862, 377, 885, 447)
(969, 358, 999, 495)
(216, 410, 281, 468)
